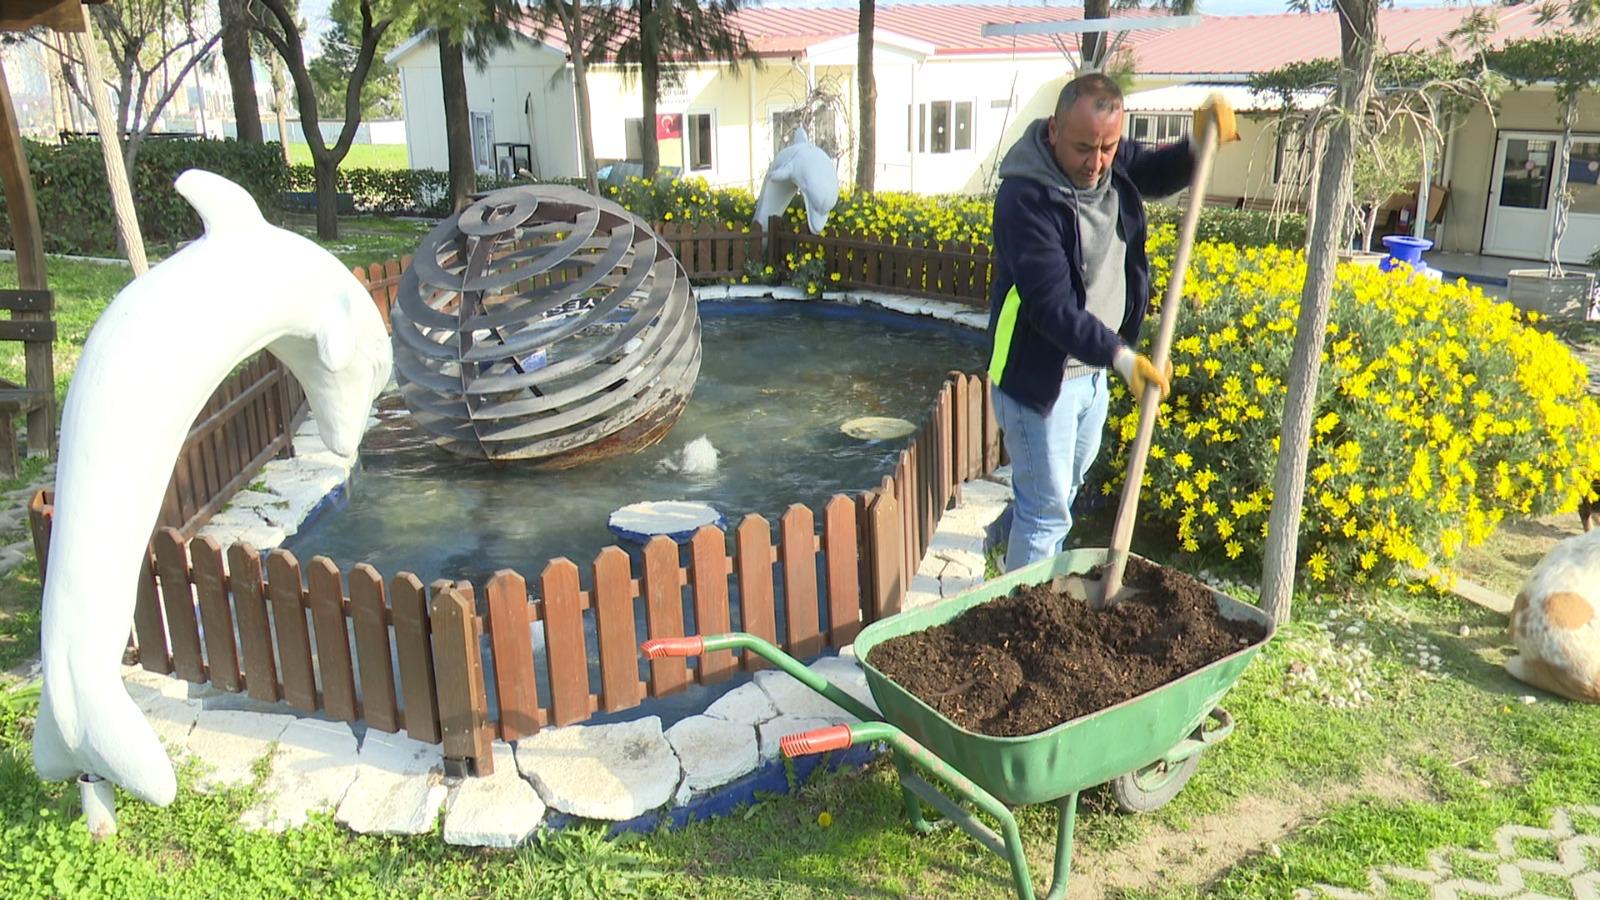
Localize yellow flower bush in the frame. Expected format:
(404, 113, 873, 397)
(1094, 226, 1600, 585)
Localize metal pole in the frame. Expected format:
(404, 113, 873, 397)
(79, 775, 116, 839)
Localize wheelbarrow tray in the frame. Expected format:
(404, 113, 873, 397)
(853, 548, 1274, 807)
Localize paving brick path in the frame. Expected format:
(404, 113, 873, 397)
(1307, 806, 1600, 899)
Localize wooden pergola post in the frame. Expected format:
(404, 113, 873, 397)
(0, 1, 112, 461)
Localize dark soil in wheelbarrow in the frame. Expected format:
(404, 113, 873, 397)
(866, 557, 1267, 737)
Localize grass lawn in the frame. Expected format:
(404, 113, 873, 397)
(1, 572, 1594, 897)
(284, 142, 410, 170)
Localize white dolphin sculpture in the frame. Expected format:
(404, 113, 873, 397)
(33, 169, 393, 806)
(753, 126, 840, 235)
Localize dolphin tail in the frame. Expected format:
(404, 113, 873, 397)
(174, 169, 267, 238)
(33, 675, 178, 807)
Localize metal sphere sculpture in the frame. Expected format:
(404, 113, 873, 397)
(391, 185, 702, 465)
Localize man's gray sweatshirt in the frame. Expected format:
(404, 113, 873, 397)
(996, 119, 1127, 382)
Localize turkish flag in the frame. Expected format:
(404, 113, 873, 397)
(656, 113, 683, 140)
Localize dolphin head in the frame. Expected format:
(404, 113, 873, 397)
(296, 284, 393, 457)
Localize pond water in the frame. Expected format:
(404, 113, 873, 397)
(284, 300, 988, 586)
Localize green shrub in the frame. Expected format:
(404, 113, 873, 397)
(1091, 226, 1600, 586)
(1144, 203, 1307, 249)
(0, 138, 288, 257)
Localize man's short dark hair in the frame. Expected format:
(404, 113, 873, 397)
(1055, 74, 1124, 121)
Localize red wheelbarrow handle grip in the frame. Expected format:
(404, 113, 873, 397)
(780, 724, 854, 758)
(641, 636, 704, 659)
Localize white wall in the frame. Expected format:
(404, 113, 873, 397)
(396, 36, 580, 180)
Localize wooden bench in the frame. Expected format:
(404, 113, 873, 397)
(0, 288, 55, 476)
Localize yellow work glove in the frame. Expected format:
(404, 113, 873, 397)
(1113, 349, 1173, 401)
(1192, 92, 1242, 145)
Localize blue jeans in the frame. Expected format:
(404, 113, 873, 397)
(994, 372, 1109, 573)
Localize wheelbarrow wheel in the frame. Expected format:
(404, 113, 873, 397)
(1110, 752, 1201, 814)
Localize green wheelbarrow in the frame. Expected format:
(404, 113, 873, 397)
(642, 549, 1275, 900)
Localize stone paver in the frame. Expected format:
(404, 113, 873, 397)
(443, 742, 545, 848)
(335, 731, 448, 835)
(703, 681, 778, 725)
(666, 715, 758, 793)
(753, 669, 859, 723)
(239, 718, 359, 832)
(514, 716, 679, 820)
(1305, 805, 1600, 899)
(123, 667, 202, 754)
(186, 708, 296, 792)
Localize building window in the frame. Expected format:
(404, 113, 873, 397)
(771, 107, 837, 156)
(1125, 112, 1189, 144)
(687, 111, 714, 171)
(623, 117, 645, 159)
(1273, 122, 1311, 185)
(470, 111, 495, 173)
(908, 100, 973, 154)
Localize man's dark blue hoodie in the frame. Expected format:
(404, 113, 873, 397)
(986, 119, 1194, 413)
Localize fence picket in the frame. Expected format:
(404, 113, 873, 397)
(430, 584, 494, 775)
(966, 374, 983, 480)
(823, 495, 861, 647)
(267, 550, 317, 712)
(391, 573, 440, 743)
(485, 570, 541, 740)
(689, 526, 735, 684)
(350, 564, 399, 733)
(227, 544, 277, 702)
(780, 505, 822, 659)
(868, 491, 903, 620)
(641, 536, 689, 697)
(950, 374, 968, 499)
(190, 536, 241, 693)
(735, 515, 778, 670)
(540, 559, 593, 725)
(593, 547, 644, 711)
(153, 528, 205, 683)
(129, 546, 172, 675)
(309, 557, 358, 722)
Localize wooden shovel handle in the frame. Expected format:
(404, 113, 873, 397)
(1098, 120, 1222, 606)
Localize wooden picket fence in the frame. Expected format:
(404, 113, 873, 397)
(30, 366, 1002, 775)
(159, 353, 306, 538)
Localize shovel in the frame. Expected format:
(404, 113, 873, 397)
(1057, 117, 1223, 610)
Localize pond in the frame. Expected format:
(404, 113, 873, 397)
(284, 300, 989, 586)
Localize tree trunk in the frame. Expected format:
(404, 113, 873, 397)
(1259, 0, 1379, 624)
(314, 156, 339, 239)
(439, 31, 476, 213)
(566, 5, 599, 194)
(272, 57, 291, 164)
(1549, 94, 1577, 278)
(221, 0, 262, 143)
(75, 26, 148, 275)
(640, 0, 660, 179)
(856, 0, 876, 192)
(1081, 0, 1111, 72)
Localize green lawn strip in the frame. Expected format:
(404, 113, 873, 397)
(284, 143, 410, 170)
(1180, 602, 1600, 898)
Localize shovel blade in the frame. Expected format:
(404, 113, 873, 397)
(1051, 570, 1146, 609)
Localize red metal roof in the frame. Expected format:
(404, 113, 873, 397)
(511, 3, 1556, 69)
(1131, 4, 1552, 75)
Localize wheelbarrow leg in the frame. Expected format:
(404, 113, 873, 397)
(1040, 793, 1079, 900)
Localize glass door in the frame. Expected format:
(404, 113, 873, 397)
(1483, 133, 1556, 259)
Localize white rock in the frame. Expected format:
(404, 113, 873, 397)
(514, 717, 679, 820)
(808, 655, 879, 715)
(239, 718, 359, 832)
(123, 669, 203, 753)
(335, 731, 448, 835)
(443, 742, 545, 848)
(666, 715, 758, 792)
(186, 708, 296, 792)
(754, 668, 860, 723)
(703, 682, 778, 725)
(985, 466, 1014, 488)
(757, 715, 835, 761)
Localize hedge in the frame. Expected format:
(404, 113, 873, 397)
(0, 138, 288, 257)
